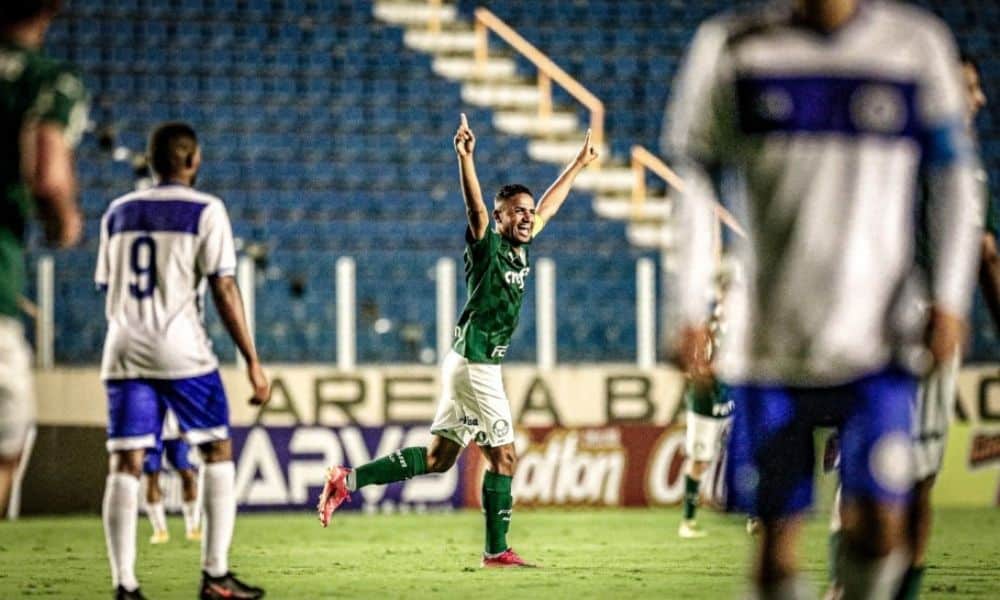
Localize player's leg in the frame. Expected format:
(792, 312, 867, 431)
(0, 318, 35, 518)
(454, 358, 528, 568)
(106, 449, 149, 600)
(897, 355, 957, 600)
(680, 459, 710, 538)
(826, 484, 843, 597)
(725, 384, 817, 596)
(837, 367, 916, 600)
(178, 466, 201, 540)
(318, 353, 474, 525)
(164, 371, 262, 600)
(895, 476, 933, 600)
(163, 410, 202, 539)
(0, 455, 16, 517)
(165, 435, 202, 540)
(478, 441, 531, 567)
(345, 435, 446, 490)
(103, 379, 162, 598)
(143, 448, 169, 544)
(197, 438, 262, 598)
(681, 383, 726, 536)
(317, 433, 461, 524)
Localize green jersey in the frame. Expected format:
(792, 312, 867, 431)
(984, 174, 997, 239)
(0, 40, 87, 317)
(452, 227, 531, 364)
(685, 381, 733, 420)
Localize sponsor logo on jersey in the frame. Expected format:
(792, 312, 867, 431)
(712, 399, 735, 418)
(490, 345, 508, 359)
(851, 84, 907, 134)
(503, 267, 530, 290)
(757, 87, 794, 121)
(492, 419, 510, 440)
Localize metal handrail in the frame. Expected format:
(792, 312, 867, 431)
(473, 7, 605, 158)
(630, 145, 745, 238)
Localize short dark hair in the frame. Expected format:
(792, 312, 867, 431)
(494, 183, 532, 206)
(959, 51, 979, 73)
(148, 122, 198, 178)
(0, 1, 61, 26)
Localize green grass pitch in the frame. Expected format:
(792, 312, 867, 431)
(2, 507, 998, 598)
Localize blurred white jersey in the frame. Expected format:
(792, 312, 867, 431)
(96, 184, 237, 380)
(664, 1, 982, 385)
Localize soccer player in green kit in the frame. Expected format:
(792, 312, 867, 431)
(318, 113, 598, 567)
(0, 0, 86, 518)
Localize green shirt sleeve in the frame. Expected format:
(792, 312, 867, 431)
(28, 63, 88, 148)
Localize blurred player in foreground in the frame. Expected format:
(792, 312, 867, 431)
(96, 122, 270, 599)
(318, 114, 598, 568)
(679, 268, 734, 539)
(144, 408, 200, 544)
(664, 0, 982, 598)
(0, 0, 85, 518)
(826, 51, 994, 600)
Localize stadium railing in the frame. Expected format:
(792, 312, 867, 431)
(630, 145, 745, 239)
(21, 256, 54, 369)
(471, 7, 605, 164)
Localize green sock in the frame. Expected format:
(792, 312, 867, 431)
(683, 475, 700, 520)
(482, 471, 513, 555)
(354, 447, 427, 489)
(894, 565, 926, 600)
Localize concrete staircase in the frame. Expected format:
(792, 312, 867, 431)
(372, 1, 674, 251)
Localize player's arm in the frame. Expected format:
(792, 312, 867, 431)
(94, 212, 109, 292)
(979, 231, 1000, 334)
(200, 201, 269, 405)
(660, 18, 733, 377)
(919, 26, 984, 364)
(22, 120, 81, 248)
(534, 130, 599, 226)
(22, 68, 88, 248)
(208, 275, 269, 405)
(455, 113, 489, 241)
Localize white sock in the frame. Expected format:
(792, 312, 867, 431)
(346, 469, 357, 491)
(201, 461, 236, 578)
(103, 473, 140, 591)
(182, 500, 200, 534)
(147, 501, 168, 534)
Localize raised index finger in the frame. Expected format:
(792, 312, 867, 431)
(583, 128, 592, 145)
(460, 113, 469, 129)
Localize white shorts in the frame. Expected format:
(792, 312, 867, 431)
(0, 317, 35, 458)
(430, 350, 515, 448)
(913, 353, 960, 481)
(161, 408, 180, 441)
(684, 411, 730, 463)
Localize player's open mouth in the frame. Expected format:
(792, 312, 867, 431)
(517, 224, 531, 235)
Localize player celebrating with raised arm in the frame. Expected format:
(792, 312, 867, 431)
(664, 0, 982, 598)
(96, 122, 270, 600)
(0, 0, 86, 520)
(318, 113, 597, 568)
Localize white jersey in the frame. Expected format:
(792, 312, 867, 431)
(664, 1, 982, 385)
(96, 183, 237, 380)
